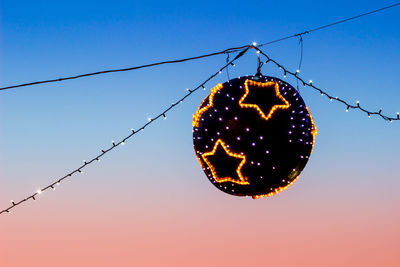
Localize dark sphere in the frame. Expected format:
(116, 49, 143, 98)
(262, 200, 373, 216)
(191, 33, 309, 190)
(192, 75, 317, 198)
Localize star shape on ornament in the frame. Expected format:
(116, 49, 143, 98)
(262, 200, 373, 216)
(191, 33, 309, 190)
(192, 83, 224, 127)
(201, 139, 248, 185)
(239, 80, 290, 121)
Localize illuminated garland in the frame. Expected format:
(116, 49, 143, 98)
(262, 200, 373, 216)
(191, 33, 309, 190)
(0, 48, 250, 215)
(254, 47, 400, 122)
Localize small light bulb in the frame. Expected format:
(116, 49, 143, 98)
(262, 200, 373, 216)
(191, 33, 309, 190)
(252, 42, 257, 46)
(37, 189, 42, 194)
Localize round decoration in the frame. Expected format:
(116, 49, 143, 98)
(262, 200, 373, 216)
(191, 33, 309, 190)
(192, 75, 317, 198)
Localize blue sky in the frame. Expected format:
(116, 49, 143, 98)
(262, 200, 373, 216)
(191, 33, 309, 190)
(1, 1, 400, 266)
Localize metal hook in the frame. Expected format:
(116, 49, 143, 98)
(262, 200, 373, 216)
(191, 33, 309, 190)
(255, 52, 263, 77)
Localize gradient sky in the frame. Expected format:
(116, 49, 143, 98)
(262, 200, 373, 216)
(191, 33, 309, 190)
(1, 1, 400, 266)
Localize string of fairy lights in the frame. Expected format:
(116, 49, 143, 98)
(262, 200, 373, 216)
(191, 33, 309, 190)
(1, 3, 400, 215)
(0, 48, 249, 215)
(254, 47, 400, 122)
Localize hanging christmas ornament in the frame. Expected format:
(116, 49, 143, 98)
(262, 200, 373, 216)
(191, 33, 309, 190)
(192, 75, 317, 198)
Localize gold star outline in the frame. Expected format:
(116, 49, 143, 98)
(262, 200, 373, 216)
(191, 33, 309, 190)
(192, 83, 223, 127)
(201, 139, 249, 185)
(239, 80, 290, 121)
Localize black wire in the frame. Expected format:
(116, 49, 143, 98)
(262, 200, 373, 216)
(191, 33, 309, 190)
(306, 3, 400, 34)
(296, 35, 304, 91)
(256, 2, 400, 49)
(256, 47, 400, 122)
(0, 47, 249, 215)
(0, 45, 249, 91)
(1, 3, 399, 92)
(225, 53, 231, 80)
